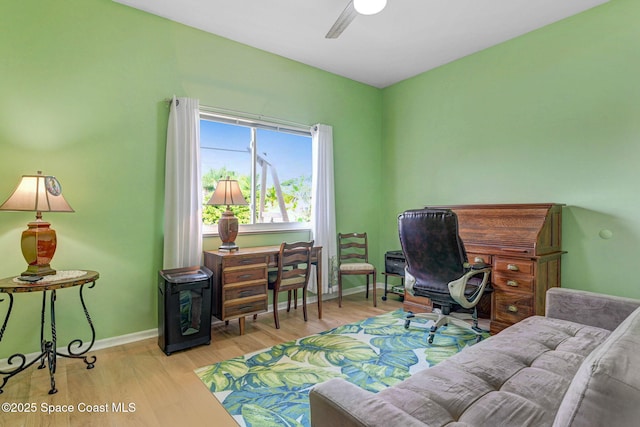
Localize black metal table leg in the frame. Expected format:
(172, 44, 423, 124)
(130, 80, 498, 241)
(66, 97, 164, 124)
(46, 290, 58, 394)
(0, 293, 49, 394)
(0, 270, 99, 395)
(57, 281, 97, 369)
(38, 291, 47, 370)
(0, 293, 13, 347)
(0, 293, 16, 395)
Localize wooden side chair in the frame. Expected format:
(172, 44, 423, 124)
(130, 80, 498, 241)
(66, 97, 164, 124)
(337, 232, 377, 308)
(267, 241, 314, 329)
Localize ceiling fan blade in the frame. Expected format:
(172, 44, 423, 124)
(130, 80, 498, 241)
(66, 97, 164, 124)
(325, 1, 357, 39)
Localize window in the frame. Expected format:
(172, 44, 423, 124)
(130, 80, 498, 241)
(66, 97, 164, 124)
(200, 111, 312, 234)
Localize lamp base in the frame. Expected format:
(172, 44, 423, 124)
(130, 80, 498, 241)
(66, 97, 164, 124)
(218, 208, 240, 252)
(218, 242, 240, 252)
(22, 264, 56, 277)
(21, 220, 57, 276)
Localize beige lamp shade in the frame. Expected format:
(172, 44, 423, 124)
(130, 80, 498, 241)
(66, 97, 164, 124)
(207, 177, 247, 252)
(0, 171, 74, 276)
(207, 178, 248, 207)
(0, 173, 74, 214)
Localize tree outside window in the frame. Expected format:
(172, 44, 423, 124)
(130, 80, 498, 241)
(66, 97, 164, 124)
(200, 117, 312, 233)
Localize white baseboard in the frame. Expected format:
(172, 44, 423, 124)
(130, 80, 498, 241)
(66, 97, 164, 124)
(0, 283, 384, 369)
(0, 329, 158, 371)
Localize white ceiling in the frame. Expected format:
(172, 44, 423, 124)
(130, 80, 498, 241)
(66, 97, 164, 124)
(114, 0, 609, 88)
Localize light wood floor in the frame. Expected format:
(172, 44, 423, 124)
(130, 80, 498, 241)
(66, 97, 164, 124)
(1, 292, 404, 427)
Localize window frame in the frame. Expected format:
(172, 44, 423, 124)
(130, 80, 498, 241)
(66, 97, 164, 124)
(199, 109, 313, 236)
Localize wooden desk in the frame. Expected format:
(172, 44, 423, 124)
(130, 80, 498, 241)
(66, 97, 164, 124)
(0, 270, 99, 395)
(404, 204, 565, 335)
(203, 246, 322, 335)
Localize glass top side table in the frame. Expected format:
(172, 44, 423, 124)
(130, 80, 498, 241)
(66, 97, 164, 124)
(0, 270, 99, 395)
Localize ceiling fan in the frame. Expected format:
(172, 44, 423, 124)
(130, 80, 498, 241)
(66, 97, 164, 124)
(325, 0, 388, 39)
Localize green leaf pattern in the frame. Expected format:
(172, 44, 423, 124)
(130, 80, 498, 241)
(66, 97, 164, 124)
(196, 309, 487, 426)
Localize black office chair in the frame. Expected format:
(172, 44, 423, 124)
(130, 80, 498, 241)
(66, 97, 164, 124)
(398, 208, 491, 343)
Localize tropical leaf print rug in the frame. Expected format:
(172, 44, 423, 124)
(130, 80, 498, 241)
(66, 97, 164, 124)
(195, 309, 487, 427)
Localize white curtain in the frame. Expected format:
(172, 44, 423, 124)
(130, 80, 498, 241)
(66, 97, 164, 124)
(310, 124, 337, 294)
(163, 96, 202, 269)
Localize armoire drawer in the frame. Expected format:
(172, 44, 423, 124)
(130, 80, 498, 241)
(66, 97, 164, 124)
(492, 273, 535, 293)
(467, 252, 491, 266)
(493, 292, 533, 324)
(494, 258, 534, 275)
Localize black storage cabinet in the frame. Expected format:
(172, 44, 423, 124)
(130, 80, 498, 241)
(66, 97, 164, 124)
(158, 266, 213, 355)
(385, 250, 406, 275)
(382, 250, 406, 301)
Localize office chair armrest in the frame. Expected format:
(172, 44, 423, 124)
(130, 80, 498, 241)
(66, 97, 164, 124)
(448, 268, 491, 309)
(471, 262, 490, 270)
(404, 268, 416, 296)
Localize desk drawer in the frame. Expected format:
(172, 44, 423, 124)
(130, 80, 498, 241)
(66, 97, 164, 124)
(224, 283, 266, 300)
(493, 292, 533, 324)
(494, 258, 534, 275)
(467, 252, 491, 265)
(223, 296, 267, 319)
(224, 255, 268, 269)
(224, 267, 266, 284)
(493, 273, 534, 293)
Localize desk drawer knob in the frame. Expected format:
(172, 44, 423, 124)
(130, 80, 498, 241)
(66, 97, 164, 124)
(507, 280, 518, 287)
(507, 264, 519, 271)
(507, 305, 518, 313)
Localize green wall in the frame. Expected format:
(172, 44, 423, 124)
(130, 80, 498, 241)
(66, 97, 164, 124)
(0, 0, 382, 358)
(381, 0, 640, 299)
(1, 0, 638, 360)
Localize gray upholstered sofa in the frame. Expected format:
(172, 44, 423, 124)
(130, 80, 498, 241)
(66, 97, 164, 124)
(309, 288, 640, 426)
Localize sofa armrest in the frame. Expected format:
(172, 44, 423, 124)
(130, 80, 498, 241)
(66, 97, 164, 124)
(309, 378, 426, 427)
(546, 288, 640, 331)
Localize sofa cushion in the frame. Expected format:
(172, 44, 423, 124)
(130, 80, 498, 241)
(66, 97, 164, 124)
(546, 288, 640, 332)
(377, 316, 610, 426)
(553, 306, 640, 427)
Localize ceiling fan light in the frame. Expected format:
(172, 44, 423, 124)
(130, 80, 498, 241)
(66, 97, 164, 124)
(353, 0, 387, 16)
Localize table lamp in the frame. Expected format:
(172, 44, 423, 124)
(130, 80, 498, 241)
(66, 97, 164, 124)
(0, 171, 74, 276)
(207, 177, 248, 252)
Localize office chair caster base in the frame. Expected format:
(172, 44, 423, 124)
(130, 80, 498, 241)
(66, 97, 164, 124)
(428, 325, 438, 344)
(404, 312, 415, 329)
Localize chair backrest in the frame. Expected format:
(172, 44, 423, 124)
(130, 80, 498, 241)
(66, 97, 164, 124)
(398, 209, 468, 289)
(338, 233, 369, 264)
(273, 241, 314, 290)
